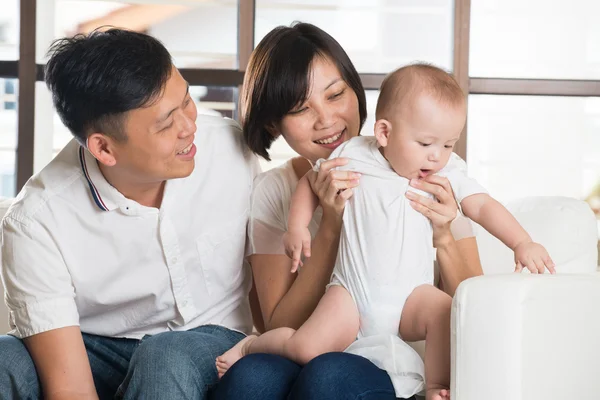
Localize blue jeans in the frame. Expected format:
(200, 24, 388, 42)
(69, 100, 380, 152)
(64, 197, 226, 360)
(0, 324, 244, 400)
(211, 352, 417, 400)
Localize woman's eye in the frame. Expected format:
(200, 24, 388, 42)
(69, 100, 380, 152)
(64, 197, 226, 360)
(330, 90, 345, 99)
(289, 107, 307, 115)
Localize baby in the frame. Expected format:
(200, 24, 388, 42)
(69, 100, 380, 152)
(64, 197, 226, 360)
(217, 63, 554, 400)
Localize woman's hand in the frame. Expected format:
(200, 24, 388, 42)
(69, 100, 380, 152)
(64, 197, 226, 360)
(306, 157, 360, 221)
(405, 175, 458, 247)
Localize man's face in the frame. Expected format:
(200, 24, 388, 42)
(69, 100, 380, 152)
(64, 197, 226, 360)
(111, 66, 198, 184)
(384, 94, 465, 180)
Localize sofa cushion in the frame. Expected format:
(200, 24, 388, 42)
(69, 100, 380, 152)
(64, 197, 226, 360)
(475, 196, 598, 275)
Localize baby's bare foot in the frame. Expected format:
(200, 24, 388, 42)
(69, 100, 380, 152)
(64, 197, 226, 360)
(427, 387, 450, 400)
(215, 335, 257, 379)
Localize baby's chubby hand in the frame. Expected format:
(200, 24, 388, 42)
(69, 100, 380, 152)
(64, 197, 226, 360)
(283, 227, 312, 273)
(514, 241, 556, 274)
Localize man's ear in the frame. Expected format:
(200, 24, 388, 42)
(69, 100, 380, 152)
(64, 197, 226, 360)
(374, 119, 392, 147)
(86, 133, 117, 167)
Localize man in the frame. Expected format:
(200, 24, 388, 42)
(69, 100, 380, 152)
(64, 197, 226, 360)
(0, 29, 258, 399)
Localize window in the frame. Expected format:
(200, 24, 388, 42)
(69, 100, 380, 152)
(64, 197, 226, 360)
(468, 0, 600, 254)
(255, 0, 455, 73)
(470, 0, 600, 80)
(50, 1, 239, 69)
(467, 95, 600, 202)
(0, 78, 17, 197)
(0, 0, 19, 60)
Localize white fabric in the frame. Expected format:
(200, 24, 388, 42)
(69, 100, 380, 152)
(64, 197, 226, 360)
(0, 114, 259, 339)
(248, 160, 322, 256)
(248, 156, 476, 258)
(0, 198, 11, 221)
(313, 136, 486, 398)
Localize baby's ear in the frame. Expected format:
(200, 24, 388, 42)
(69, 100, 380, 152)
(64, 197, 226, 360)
(374, 119, 392, 147)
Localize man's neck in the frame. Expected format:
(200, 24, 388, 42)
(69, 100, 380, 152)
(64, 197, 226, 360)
(98, 163, 165, 209)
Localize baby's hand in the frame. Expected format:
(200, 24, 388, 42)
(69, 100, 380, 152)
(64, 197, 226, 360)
(283, 227, 312, 273)
(514, 241, 556, 274)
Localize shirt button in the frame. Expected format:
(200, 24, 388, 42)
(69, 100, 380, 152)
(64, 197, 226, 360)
(171, 257, 178, 264)
(181, 300, 188, 307)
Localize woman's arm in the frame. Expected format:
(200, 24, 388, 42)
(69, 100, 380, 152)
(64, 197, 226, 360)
(251, 157, 359, 331)
(436, 234, 483, 297)
(250, 213, 342, 331)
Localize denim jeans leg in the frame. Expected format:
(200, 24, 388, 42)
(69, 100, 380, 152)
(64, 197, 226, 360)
(82, 333, 139, 400)
(289, 352, 415, 400)
(118, 324, 245, 400)
(209, 353, 302, 400)
(0, 335, 41, 400)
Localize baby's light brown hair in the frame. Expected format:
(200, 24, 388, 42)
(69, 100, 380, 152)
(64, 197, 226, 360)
(375, 63, 465, 120)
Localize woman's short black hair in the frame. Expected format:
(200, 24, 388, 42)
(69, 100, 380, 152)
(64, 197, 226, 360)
(240, 22, 367, 161)
(45, 28, 173, 144)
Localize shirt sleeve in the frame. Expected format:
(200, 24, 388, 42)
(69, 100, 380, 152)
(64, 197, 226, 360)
(440, 153, 488, 204)
(247, 172, 290, 256)
(450, 213, 476, 240)
(1, 216, 79, 338)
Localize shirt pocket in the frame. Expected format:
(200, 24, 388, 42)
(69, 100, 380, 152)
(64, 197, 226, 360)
(196, 217, 247, 297)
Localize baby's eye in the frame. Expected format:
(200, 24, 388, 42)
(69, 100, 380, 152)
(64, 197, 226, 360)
(419, 142, 431, 147)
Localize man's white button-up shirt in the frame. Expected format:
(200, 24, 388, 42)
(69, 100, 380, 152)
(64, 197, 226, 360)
(1, 115, 258, 339)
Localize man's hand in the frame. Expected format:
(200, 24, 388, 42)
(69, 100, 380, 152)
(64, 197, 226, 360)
(514, 241, 556, 274)
(283, 227, 312, 273)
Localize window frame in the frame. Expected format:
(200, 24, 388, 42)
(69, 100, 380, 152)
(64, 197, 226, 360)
(1, 0, 600, 193)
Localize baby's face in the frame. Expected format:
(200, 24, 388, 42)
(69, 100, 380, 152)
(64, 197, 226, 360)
(383, 94, 466, 180)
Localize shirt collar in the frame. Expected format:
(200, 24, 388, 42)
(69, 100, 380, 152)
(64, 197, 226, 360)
(78, 146, 122, 212)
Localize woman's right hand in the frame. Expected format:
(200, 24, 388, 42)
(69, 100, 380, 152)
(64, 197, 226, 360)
(306, 157, 361, 220)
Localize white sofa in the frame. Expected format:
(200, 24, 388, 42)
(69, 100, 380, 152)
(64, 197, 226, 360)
(452, 196, 600, 400)
(0, 196, 599, 400)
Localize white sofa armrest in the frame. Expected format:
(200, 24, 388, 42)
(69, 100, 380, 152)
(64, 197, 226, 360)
(451, 273, 600, 400)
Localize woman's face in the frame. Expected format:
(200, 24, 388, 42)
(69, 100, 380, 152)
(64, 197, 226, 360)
(275, 56, 361, 164)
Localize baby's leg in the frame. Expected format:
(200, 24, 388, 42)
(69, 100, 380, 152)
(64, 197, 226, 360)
(217, 285, 359, 377)
(399, 284, 452, 400)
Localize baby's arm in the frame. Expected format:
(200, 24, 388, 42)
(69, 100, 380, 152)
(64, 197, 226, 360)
(285, 174, 320, 273)
(461, 194, 556, 274)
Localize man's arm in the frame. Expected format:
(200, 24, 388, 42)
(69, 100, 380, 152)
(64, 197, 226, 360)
(2, 216, 97, 399)
(24, 327, 98, 400)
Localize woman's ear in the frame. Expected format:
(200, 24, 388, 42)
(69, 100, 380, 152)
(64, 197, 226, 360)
(87, 133, 117, 167)
(266, 123, 281, 139)
(374, 119, 392, 147)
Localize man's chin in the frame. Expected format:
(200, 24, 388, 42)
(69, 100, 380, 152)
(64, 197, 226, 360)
(169, 162, 195, 180)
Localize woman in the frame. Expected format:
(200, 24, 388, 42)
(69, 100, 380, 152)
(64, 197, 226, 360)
(211, 22, 483, 400)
